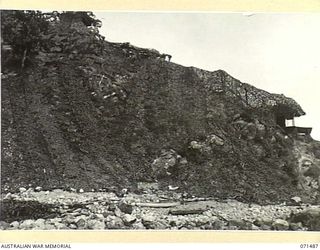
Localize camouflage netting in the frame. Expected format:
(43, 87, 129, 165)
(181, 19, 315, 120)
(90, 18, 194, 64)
(2, 11, 319, 205)
(192, 68, 305, 118)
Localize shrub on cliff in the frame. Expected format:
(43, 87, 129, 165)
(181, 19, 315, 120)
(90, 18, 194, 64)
(1, 10, 104, 69)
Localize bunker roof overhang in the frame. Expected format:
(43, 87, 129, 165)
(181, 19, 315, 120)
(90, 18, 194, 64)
(272, 94, 306, 119)
(273, 104, 305, 119)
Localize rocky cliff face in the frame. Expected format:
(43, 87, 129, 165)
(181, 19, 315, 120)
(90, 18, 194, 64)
(1, 18, 320, 205)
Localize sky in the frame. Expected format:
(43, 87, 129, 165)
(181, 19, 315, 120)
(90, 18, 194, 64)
(95, 12, 320, 140)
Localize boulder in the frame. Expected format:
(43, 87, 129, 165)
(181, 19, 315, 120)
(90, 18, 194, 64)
(118, 201, 133, 214)
(103, 211, 114, 217)
(75, 218, 86, 229)
(190, 141, 203, 150)
(289, 208, 320, 231)
(90, 213, 105, 220)
(105, 216, 124, 229)
(179, 158, 188, 165)
(227, 219, 252, 230)
(253, 218, 273, 227)
(43, 224, 56, 230)
(211, 219, 226, 230)
(68, 224, 77, 229)
(64, 214, 77, 224)
(10, 221, 20, 229)
(141, 215, 157, 229)
(260, 224, 272, 230)
(132, 222, 146, 230)
(19, 219, 35, 229)
(87, 219, 105, 230)
(195, 216, 211, 227)
(19, 187, 27, 193)
(206, 134, 224, 146)
(34, 218, 46, 229)
(54, 222, 68, 230)
(289, 222, 303, 231)
(0, 221, 10, 230)
(107, 203, 117, 212)
(272, 219, 289, 230)
(122, 214, 136, 225)
(114, 207, 122, 217)
(290, 196, 302, 204)
(151, 149, 180, 178)
(4, 193, 12, 199)
(137, 182, 159, 192)
(255, 121, 266, 139)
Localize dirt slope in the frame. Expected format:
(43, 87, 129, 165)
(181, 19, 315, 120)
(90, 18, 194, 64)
(2, 24, 320, 205)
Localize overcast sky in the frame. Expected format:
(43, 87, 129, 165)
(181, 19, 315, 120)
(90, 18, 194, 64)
(95, 12, 320, 140)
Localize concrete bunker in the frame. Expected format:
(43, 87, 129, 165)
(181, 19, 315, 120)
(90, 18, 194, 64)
(274, 104, 312, 137)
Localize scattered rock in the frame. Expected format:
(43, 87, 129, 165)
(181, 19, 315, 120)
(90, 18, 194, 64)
(190, 141, 203, 150)
(2, 187, 320, 231)
(253, 219, 273, 227)
(114, 207, 122, 217)
(64, 214, 77, 224)
(195, 216, 211, 226)
(122, 214, 137, 225)
(103, 211, 114, 217)
(10, 221, 20, 229)
(4, 193, 12, 199)
(34, 218, 46, 228)
(19, 219, 35, 229)
(87, 219, 105, 230)
(206, 134, 224, 146)
(132, 221, 146, 230)
(272, 219, 289, 230)
(168, 185, 179, 191)
(211, 219, 226, 230)
(108, 203, 117, 212)
(154, 220, 169, 229)
(260, 224, 272, 230)
(75, 218, 86, 228)
(137, 182, 159, 191)
(302, 160, 312, 167)
(54, 222, 68, 229)
(43, 224, 56, 230)
(90, 213, 105, 220)
(118, 201, 133, 214)
(289, 222, 303, 231)
(151, 149, 182, 177)
(69, 223, 77, 229)
(289, 208, 320, 230)
(227, 219, 252, 230)
(290, 196, 302, 204)
(251, 224, 260, 230)
(179, 158, 188, 165)
(105, 216, 124, 229)
(141, 215, 157, 229)
(0, 221, 10, 230)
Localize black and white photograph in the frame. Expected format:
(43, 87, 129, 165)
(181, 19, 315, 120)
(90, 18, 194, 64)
(1, 10, 320, 232)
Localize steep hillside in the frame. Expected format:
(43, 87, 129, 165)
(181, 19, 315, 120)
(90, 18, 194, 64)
(1, 11, 320, 205)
